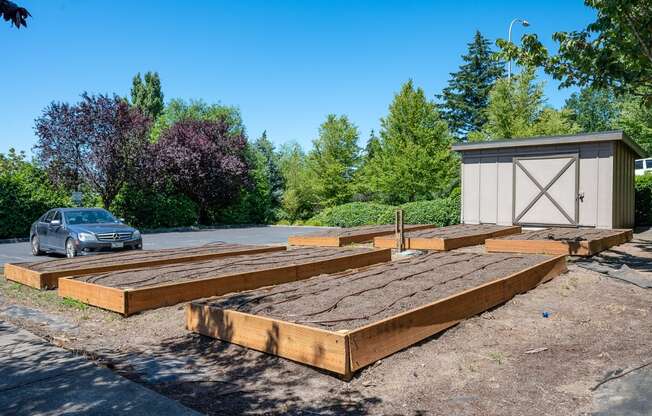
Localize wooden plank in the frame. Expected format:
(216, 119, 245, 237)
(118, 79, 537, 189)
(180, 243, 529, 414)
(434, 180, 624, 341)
(4, 263, 51, 289)
(186, 303, 350, 376)
(485, 229, 632, 256)
(346, 255, 567, 372)
(289, 224, 437, 247)
(4, 245, 286, 290)
(287, 236, 341, 247)
(374, 226, 522, 251)
(58, 278, 126, 314)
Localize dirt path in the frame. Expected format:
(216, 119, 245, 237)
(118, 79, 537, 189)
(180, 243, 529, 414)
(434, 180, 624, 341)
(1, 231, 650, 415)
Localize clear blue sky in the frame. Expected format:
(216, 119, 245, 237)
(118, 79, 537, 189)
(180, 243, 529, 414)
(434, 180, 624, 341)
(1, 0, 595, 156)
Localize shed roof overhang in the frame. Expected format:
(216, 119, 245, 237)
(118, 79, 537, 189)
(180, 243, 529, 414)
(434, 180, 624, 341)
(451, 131, 646, 158)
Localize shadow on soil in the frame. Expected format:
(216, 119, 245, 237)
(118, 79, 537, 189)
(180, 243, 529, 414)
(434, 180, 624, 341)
(113, 333, 382, 415)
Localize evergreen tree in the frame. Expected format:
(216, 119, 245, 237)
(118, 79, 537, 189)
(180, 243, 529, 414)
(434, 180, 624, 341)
(307, 114, 361, 208)
(362, 80, 458, 204)
(131, 71, 164, 120)
(278, 142, 318, 222)
(254, 131, 284, 206)
(439, 31, 505, 140)
(469, 67, 579, 141)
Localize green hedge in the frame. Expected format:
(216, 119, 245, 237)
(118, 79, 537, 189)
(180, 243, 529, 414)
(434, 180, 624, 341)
(636, 174, 652, 225)
(305, 202, 394, 227)
(0, 154, 71, 239)
(305, 196, 461, 228)
(111, 184, 199, 230)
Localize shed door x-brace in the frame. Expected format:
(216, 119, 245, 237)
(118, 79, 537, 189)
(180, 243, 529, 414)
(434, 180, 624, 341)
(512, 154, 579, 227)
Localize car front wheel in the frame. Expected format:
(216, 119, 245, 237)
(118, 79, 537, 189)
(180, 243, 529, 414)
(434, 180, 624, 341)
(65, 238, 77, 258)
(31, 235, 44, 256)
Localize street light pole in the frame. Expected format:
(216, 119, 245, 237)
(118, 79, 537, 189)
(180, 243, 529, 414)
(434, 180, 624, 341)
(507, 18, 530, 82)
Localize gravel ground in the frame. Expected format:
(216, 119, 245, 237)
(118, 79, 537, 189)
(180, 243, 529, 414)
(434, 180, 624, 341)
(294, 224, 432, 238)
(0, 231, 650, 415)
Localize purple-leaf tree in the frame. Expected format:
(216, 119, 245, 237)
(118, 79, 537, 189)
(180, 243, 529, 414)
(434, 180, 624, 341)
(152, 119, 250, 222)
(34, 93, 151, 209)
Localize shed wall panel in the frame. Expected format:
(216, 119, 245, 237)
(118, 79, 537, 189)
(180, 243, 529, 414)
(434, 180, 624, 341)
(462, 159, 480, 224)
(479, 157, 498, 223)
(460, 141, 618, 228)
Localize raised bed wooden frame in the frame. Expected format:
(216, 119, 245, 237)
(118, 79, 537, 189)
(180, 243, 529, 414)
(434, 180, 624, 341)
(373, 225, 522, 251)
(58, 248, 391, 316)
(485, 229, 633, 256)
(187, 254, 567, 379)
(288, 224, 437, 247)
(4, 245, 287, 290)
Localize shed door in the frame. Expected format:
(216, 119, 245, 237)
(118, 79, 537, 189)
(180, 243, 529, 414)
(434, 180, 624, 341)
(513, 154, 579, 226)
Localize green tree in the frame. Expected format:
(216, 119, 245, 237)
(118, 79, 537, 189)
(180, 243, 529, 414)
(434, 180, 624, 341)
(564, 87, 620, 132)
(0, 149, 70, 238)
(616, 95, 652, 155)
(254, 131, 284, 207)
(131, 72, 164, 119)
(307, 114, 361, 208)
(439, 31, 505, 139)
(150, 98, 243, 142)
(469, 68, 579, 140)
(497, 0, 652, 104)
(277, 142, 318, 222)
(362, 80, 459, 204)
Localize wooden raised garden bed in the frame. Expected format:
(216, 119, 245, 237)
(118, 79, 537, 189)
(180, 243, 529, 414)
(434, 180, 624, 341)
(58, 247, 391, 316)
(485, 228, 633, 256)
(288, 224, 437, 247)
(373, 224, 522, 250)
(187, 251, 567, 379)
(4, 243, 286, 290)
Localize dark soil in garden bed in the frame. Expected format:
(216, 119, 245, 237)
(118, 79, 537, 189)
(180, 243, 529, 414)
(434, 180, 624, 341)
(392, 224, 516, 239)
(24, 243, 279, 272)
(208, 251, 552, 330)
(500, 228, 627, 242)
(71, 247, 374, 289)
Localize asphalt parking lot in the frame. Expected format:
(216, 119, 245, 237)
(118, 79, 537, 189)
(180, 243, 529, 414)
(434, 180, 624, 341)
(0, 226, 331, 266)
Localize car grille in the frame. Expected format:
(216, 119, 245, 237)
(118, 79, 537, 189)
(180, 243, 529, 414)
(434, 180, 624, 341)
(96, 232, 133, 241)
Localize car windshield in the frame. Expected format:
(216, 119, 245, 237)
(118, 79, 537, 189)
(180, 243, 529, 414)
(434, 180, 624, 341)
(64, 210, 118, 225)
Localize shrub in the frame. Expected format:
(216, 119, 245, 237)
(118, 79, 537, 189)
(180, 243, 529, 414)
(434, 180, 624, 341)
(399, 194, 461, 226)
(305, 202, 394, 227)
(111, 183, 198, 230)
(0, 150, 71, 239)
(635, 173, 652, 225)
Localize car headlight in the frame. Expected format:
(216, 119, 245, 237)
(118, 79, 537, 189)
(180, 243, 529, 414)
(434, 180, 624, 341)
(78, 232, 96, 242)
(132, 230, 141, 239)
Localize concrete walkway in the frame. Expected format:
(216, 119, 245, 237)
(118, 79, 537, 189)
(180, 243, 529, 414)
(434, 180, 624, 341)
(0, 321, 201, 416)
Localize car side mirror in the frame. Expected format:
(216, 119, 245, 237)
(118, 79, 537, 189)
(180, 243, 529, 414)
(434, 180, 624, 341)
(119, 218, 125, 223)
(50, 219, 61, 227)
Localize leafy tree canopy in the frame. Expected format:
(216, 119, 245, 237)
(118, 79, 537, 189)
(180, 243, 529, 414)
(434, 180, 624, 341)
(497, 0, 652, 105)
(277, 142, 318, 222)
(307, 114, 361, 208)
(131, 71, 164, 120)
(34, 93, 151, 209)
(361, 80, 459, 204)
(150, 99, 244, 142)
(564, 87, 620, 132)
(439, 30, 505, 139)
(469, 68, 579, 141)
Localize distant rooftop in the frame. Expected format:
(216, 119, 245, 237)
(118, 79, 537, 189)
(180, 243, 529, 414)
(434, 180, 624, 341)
(451, 131, 646, 158)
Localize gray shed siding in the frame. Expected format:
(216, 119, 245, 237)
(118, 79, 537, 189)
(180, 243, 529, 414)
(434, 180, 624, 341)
(612, 141, 636, 228)
(460, 142, 616, 228)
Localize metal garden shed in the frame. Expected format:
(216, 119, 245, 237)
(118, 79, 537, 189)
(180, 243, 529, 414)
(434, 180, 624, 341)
(452, 131, 646, 229)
